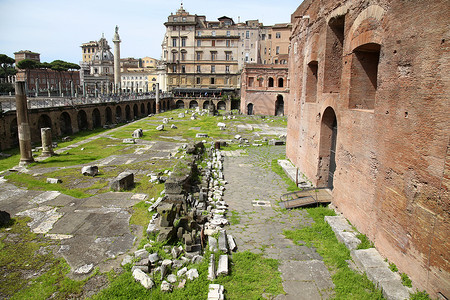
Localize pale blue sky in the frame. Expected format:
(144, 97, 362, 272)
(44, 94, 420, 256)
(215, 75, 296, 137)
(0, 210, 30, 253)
(0, 0, 301, 64)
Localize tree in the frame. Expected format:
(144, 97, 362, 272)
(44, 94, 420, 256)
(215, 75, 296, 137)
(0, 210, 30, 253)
(0, 54, 16, 78)
(16, 59, 38, 93)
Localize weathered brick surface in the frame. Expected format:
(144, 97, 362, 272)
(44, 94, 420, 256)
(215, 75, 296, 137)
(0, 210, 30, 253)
(287, 0, 449, 297)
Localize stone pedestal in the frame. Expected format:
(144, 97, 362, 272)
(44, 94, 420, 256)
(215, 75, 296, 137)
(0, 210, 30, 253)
(40, 127, 54, 157)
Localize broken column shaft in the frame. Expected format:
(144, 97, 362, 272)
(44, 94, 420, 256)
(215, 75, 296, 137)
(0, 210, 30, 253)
(14, 81, 34, 166)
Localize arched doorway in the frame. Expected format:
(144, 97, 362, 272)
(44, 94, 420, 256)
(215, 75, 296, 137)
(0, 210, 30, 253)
(105, 107, 112, 124)
(203, 101, 210, 109)
(10, 118, 18, 146)
(268, 77, 274, 87)
(37, 114, 52, 130)
(141, 103, 146, 116)
(116, 106, 122, 123)
(59, 112, 72, 135)
(247, 103, 254, 115)
(152, 102, 156, 114)
(318, 107, 337, 189)
(176, 100, 185, 109)
(125, 105, 131, 120)
(147, 103, 151, 115)
(189, 100, 198, 109)
(133, 104, 138, 119)
(275, 95, 284, 116)
(278, 78, 284, 87)
(92, 108, 101, 128)
(77, 110, 88, 131)
(217, 101, 226, 110)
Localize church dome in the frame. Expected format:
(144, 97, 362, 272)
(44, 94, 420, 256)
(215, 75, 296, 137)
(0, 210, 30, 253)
(93, 36, 114, 62)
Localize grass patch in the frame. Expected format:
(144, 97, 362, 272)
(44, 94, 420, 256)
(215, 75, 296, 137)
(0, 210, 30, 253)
(388, 262, 398, 272)
(400, 273, 412, 288)
(410, 291, 430, 299)
(0, 148, 21, 172)
(271, 158, 300, 192)
(0, 217, 87, 299)
(284, 207, 384, 299)
(356, 233, 374, 249)
(229, 210, 241, 225)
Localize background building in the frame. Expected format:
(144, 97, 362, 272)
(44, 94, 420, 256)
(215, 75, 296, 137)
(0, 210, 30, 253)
(286, 0, 449, 297)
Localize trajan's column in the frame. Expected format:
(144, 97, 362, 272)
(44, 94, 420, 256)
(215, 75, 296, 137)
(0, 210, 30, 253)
(113, 26, 121, 93)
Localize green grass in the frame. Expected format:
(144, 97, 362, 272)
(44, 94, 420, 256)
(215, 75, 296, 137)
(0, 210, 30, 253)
(0, 148, 21, 172)
(92, 250, 283, 300)
(401, 273, 412, 288)
(388, 262, 398, 272)
(0, 217, 87, 299)
(271, 158, 300, 192)
(356, 233, 374, 249)
(410, 291, 430, 299)
(284, 207, 384, 299)
(229, 210, 241, 225)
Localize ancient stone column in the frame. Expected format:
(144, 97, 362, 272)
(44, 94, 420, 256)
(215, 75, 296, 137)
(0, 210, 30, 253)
(14, 82, 34, 166)
(70, 81, 74, 98)
(40, 127, 54, 157)
(113, 26, 121, 93)
(155, 83, 160, 113)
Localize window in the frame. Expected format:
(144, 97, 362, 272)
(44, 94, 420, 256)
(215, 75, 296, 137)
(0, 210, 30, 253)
(268, 34, 272, 39)
(210, 77, 215, 84)
(212, 31, 216, 36)
(276, 32, 281, 38)
(245, 53, 249, 62)
(172, 65, 177, 72)
(278, 78, 284, 87)
(268, 77, 274, 87)
(173, 17, 177, 21)
(181, 52, 186, 61)
(196, 77, 201, 84)
(246, 31, 249, 39)
(197, 65, 201, 72)
(324, 15, 345, 93)
(226, 40, 231, 47)
(211, 65, 215, 73)
(182, 17, 186, 21)
(306, 61, 318, 103)
(172, 38, 177, 47)
(226, 52, 231, 61)
(264, 48, 267, 54)
(225, 65, 230, 73)
(173, 26, 177, 31)
(182, 25, 185, 30)
(172, 52, 177, 62)
(248, 77, 254, 87)
(276, 46, 280, 55)
(182, 65, 186, 73)
(261, 34, 266, 40)
(197, 40, 201, 47)
(197, 31, 201, 36)
(211, 52, 216, 61)
(349, 43, 381, 110)
(196, 52, 202, 60)
(226, 31, 230, 37)
(212, 40, 215, 47)
(181, 38, 186, 47)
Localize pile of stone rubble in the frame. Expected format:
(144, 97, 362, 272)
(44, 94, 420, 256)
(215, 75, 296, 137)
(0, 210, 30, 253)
(124, 141, 236, 297)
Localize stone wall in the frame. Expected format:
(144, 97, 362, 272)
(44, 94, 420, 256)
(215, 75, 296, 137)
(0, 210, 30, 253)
(286, 0, 449, 297)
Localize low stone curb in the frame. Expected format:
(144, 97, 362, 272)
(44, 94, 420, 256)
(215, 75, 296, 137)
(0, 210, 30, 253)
(326, 216, 412, 300)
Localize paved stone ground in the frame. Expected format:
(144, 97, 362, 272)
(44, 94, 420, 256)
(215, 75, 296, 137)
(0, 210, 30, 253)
(222, 146, 335, 299)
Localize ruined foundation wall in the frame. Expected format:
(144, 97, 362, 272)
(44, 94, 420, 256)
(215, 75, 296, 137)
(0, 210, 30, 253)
(287, 0, 449, 297)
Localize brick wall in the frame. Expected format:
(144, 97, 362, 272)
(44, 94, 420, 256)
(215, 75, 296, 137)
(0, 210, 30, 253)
(287, 0, 449, 297)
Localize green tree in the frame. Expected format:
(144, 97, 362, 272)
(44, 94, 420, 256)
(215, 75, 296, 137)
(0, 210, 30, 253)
(0, 54, 16, 78)
(16, 59, 38, 93)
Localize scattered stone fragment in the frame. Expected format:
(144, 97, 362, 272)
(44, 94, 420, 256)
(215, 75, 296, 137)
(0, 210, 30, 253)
(46, 178, 61, 184)
(163, 118, 169, 124)
(110, 171, 134, 191)
(121, 255, 133, 266)
(156, 125, 164, 131)
(177, 266, 187, 277)
(208, 284, 225, 300)
(217, 255, 228, 276)
(208, 236, 218, 252)
(133, 268, 154, 289)
(122, 138, 136, 144)
(171, 246, 182, 259)
(148, 252, 160, 265)
(132, 128, 143, 138)
(134, 249, 149, 260)
(186, 268, 199, 280)
(171, 124, 177, 129)
(167, 274, 177, 283)
(218, 230, 228, 252)
(81, 165, 98, 177)
(191, 254, 203, 264)
(74, 264, 94, 275)
(196, 133, 208, 138)
(178, 113, 185, 118)
(227, 234, 237, 252)
(178, 279, 186, 289)
(208, 254, 216, 281)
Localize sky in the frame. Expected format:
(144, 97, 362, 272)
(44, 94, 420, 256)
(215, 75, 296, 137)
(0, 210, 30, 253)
(0, 0, 301, 64)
